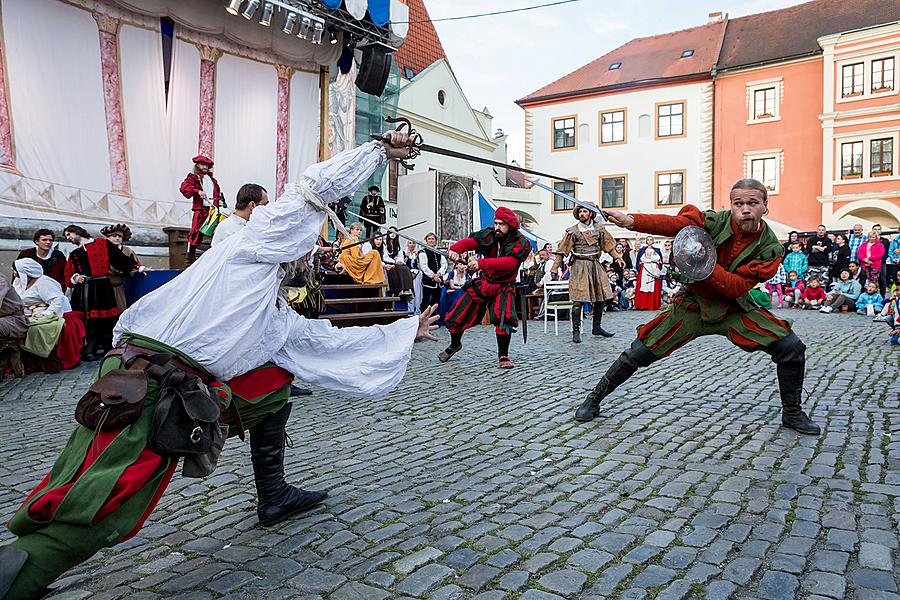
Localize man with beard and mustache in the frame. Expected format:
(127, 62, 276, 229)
(438, 207, 531, 368)
(572, 179, 820, 436)
(552, 201, 617, 343)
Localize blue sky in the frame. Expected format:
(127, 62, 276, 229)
(430, 0, 802, 163)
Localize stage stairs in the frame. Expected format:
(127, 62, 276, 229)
(319, 272, 409, 327)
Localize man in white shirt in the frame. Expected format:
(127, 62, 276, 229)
(212, 183, 268, 246)
(1, 131, 440, 599)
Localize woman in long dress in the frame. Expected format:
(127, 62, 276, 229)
(338, 222, 385, 285)
(634, 236, 662, 310)
(381, 228, 415, 300)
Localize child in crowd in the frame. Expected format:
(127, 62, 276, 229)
(819, 269, 861, 313)
(608, 272, 623, 311)
(875, 285, 900, 323)
(798, 277, 825, 309)
(855, 282, 884, 317)
(783, 270, 805, 308)
(621, 269, 636, 310)
(783, 242, 808, 281)
(661, 274, 682, 307)
(765, 262, 787, 308)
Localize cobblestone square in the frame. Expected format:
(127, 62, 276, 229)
(1, 310, 898, 599)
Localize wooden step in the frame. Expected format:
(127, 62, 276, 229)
(322, 310, 410, 328)
(321, 283, 387, 291)
(324, 296, 401, 306)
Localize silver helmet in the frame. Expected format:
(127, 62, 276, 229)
(671, 226, 717, 281)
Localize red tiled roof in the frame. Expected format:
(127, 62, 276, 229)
(718, 0, 900, 70)
(393, 0, 448, 77)
(516, 21, 726, 106)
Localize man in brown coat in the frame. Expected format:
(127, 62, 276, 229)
(553, 202, 617, 342)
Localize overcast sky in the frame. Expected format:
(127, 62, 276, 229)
(429, 0, 802, 164)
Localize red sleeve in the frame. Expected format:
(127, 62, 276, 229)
(64, 255, 77, 288)
(478, 255, 520, 275)
(180, 175, 200, 200)
(696, 257, 781, 299)
(630, 205, 705, 237)
(449, 237, 479, 253)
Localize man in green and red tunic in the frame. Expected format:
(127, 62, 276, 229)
(574, 179, 820, 435)
(439, 207, 531, 369)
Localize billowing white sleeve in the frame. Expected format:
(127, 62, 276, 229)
(272, 311, 418, 399)
(238, 142, 387, 265)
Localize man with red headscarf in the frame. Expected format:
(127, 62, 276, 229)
(180, 155, 225, 264)
(439, 207, 532, 368)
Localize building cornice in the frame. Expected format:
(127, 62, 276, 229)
(516, 73, 711, 108)
(715, 52, 821, 76)
(395, 107, 497, 152)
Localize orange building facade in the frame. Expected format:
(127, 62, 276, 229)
(714, 58, 825, 232)
(818, 24, 900, 230)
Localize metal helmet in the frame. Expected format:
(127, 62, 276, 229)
(671, 225, 717, 281)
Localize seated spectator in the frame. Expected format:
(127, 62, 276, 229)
(404, 240, 423, 314)
(0, 272, 27, 341)
(765, 262, 788, 308)
(338, 222, 384, 285)
(783, 242, 808, 280)
(17, 229, 67, 288)
(783, 270, 805, 308)
(798, 277, 825, 309)
(621, 269, 637, 309)
(819, 269, 861, 313)
(608, 272, 623, 311)
(12, 258, 84, 371)
(445, 260, 470, 291)
(857, 230, 885, 286)
(876, 285, 900, 323)
(887, 233, 900, 287)
(661, 274, 681, 307)
(855, 282, 884, 317)
(380, 228, 415, 300)
(847, 260, 867, 288)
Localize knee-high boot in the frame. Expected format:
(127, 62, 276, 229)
(592, 304, 615, 337)
(571, 304, 582, 343)
(766, 333, 820, 435)
(575, 339, 658, 422)
(250, 403, 327, 526)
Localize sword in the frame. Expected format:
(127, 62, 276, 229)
(527, 178, 612, 224)
(518, 284, 528, 344)
(333, 220, 427, 253)
(371, 116, 581, 186)
(347, 211, 452, 260)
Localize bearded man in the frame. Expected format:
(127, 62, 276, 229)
(573, 179, 820, 436)
(553, 202, 617, 342)
(438, 207, 531, 369)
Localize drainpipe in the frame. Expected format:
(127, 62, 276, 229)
(711, 64, 717, 211)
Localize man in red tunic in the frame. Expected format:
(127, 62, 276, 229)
(180, 155, 224, 264)
(16, 229, 67, 288)
(63, 225, 137, 360)
(438, 207, 531, 368)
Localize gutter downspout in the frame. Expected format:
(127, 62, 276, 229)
(710, 17, 729, 211)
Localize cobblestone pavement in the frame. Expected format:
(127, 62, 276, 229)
(1, 310, 898, 600)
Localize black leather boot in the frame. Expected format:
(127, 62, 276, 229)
(575, 340, 657, 421)
(571, 304, 582, 343)
(765, 332, 820, 435)
(778, 363, 821, 435)
(592, 305, 615, 337)
(250, 403, 327, 526)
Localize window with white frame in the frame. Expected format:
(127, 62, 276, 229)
(871, 138, 893, 176)
(841, 141, 864, 178)
(656, 171, 684, 206)
(753, 87, 776, 119)
(656, 102, 684, 137)
(872, 57, 895, 92)
(600, 176, 626, 209)
(842, 63, 864, 97)
(600, 109, 625, 144)
(749, 156, 778, 193)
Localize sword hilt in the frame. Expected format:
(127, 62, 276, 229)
(370, 116, 422, 170)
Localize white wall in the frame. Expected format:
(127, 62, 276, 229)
(525, 81, 713, 244)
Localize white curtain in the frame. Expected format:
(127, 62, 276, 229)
(213, 54, 278, 202)
(119, 23, 173, 221)
(3, 0, 109, 194)
(288, 70, 320, 185)
(166, 38, 201, 217)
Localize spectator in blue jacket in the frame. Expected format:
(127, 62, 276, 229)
(887, 234, 900, 287)
(856, 281, 884, 316)
(783, 242, 808, 280)
(819, 269, 861, 313)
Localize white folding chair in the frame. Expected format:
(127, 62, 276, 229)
(543, 280, 572, 335)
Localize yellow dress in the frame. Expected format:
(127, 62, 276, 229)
(339, 238, 385, 285)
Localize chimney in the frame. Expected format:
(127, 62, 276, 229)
(708, 11, 724, 23)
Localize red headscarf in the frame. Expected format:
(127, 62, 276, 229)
(494, 206, 520, 230)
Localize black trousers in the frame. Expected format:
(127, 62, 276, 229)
(421, 285, 442, 313)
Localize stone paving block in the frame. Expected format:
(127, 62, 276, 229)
(394, 547, 443, 575)
(395, 564, 454, 597)
(858, 543, 894, 571)
(538, 569, 588, 596)
(457, 564, 500, 591)
(801, 571, 847, 598)
(852, 569, 898, 592)
(330, 582, 390, 600)
(288, 567, 347, 594)
(758, 570, 799, 600)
